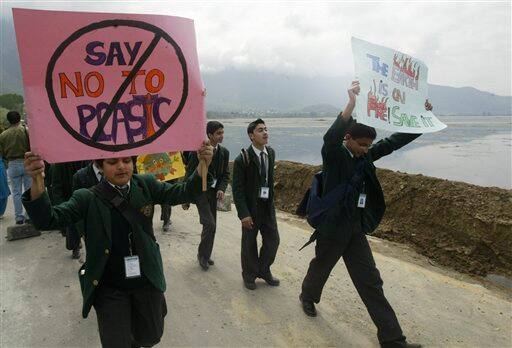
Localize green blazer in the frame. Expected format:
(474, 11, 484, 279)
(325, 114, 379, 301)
(232, 145, 276, 222)
(318, 115, 421, 242)
(22, 173, 204, 318)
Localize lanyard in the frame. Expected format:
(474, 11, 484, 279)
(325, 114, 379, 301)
(127, 231, 134, 256)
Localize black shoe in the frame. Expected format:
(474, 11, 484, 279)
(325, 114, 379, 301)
(197, 255, 209, 271)
(15, 220, 24, 225)
(72, 248, 81, 259)
(260, 274, 280, 286)
(380, 340, 422, 348)
(243, 280, 257, 290)
(299, 294, 317, 317)
(207, 259, 214, 266)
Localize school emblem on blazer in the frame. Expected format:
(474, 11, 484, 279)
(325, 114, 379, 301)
(140, 205, 154, 217)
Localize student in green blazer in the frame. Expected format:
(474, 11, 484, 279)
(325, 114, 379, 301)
(232, 119, 280, 290)
(299, 81, 432, 348)
(185, 121, 230, 270)
(22, 144, 213, 348)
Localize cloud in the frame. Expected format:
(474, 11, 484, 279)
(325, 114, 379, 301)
(1, 0, 511, 95)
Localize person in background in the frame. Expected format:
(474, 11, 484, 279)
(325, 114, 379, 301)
(0, 111, 31, 224)
(51, 161, 89, 258)
(232, 118, 280, 290)
(0, 154, 10, 220)
(185, 121, 230, 270)
(160, 178, 177, 233)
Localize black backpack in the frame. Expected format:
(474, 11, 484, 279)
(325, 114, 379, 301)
(296, 160, 366, 249)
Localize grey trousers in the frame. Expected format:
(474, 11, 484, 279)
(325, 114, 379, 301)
(196, 189, 217, 259)
(93, 284, 167, 348)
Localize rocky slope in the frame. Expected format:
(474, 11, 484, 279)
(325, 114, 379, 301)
(272, 161, 512, 278)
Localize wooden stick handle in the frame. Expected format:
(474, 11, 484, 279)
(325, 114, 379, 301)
(200, 159, 207, 191)
(34, 172, 45, 192)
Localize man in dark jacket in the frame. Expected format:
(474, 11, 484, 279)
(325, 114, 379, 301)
(0, 111, 31, 224)
(185, 121, 230, 270)
(232, 119, 280, 290)
(299, 81, 432, 348)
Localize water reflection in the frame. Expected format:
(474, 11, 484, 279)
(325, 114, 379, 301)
(219, 116, 511, 189)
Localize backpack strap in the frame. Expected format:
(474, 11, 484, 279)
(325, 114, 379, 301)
(299, 230, 318, 251)
(89, 180, 156, 242)
(240, 148, 250, 167)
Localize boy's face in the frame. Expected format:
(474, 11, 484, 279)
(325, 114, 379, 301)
(344, 134, 373, 158)
(208, 128, 224, 145)
(100, 157, 133, 186)
(249, 123, 268, 147)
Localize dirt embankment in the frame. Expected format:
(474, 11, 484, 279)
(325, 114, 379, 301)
(272, 161, 512, 278)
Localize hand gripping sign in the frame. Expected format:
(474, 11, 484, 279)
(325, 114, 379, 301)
(13, 9, 205, 163)
(351, 37, 446, 133)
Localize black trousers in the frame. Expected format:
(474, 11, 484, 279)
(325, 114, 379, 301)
(160, 179, 177, 224)
(65, 224, 80, 251)
(160, 204, 172, 224)
(301, 232, 405, 344)
(241, 200, 280, 281)
(196, 189, 217, 260)
(93, 284, 167, 348)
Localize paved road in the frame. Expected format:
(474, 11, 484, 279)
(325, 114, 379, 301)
(0, 198, 511, 347)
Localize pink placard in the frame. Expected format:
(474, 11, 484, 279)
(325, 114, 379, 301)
(13, 8, 205, 163)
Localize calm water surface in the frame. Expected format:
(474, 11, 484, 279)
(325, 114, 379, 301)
(217, 116, 511, 189)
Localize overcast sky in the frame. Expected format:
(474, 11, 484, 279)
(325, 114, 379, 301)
(1, 0, 511, 96)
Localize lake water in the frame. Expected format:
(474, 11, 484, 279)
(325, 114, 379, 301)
(216, 116, 512, 189)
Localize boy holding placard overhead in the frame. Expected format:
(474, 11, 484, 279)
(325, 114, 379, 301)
(299, 81, 432, 348)
(22, 143, 213, 348)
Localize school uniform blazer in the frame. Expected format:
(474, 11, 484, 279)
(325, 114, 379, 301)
(185, 145, 230, 193)
(22, 173, 205, 318)
(232, 145, 276, 222)
(318, 115, 420, 243)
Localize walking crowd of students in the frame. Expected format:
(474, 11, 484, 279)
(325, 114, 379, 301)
(2, 80, 434, 348)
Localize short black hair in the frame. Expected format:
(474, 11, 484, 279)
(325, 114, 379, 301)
(247, 118, 265, 135)
(94, 159, 104, 168)
(6, 111, 21, 125)
(94, 157, 136, 169)
(206, 121, 224, 135)
(345, 122, 377, 140)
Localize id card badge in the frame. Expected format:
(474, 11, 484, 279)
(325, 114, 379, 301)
(124, 256, 141, 278)
(211, 178, 217, 188)
(260, 187, 270, 199)
(357, 193, 367, 208)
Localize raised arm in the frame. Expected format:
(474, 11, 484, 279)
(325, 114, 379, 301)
(323, 81, 360, 146)
(368, 100, 433, 162)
